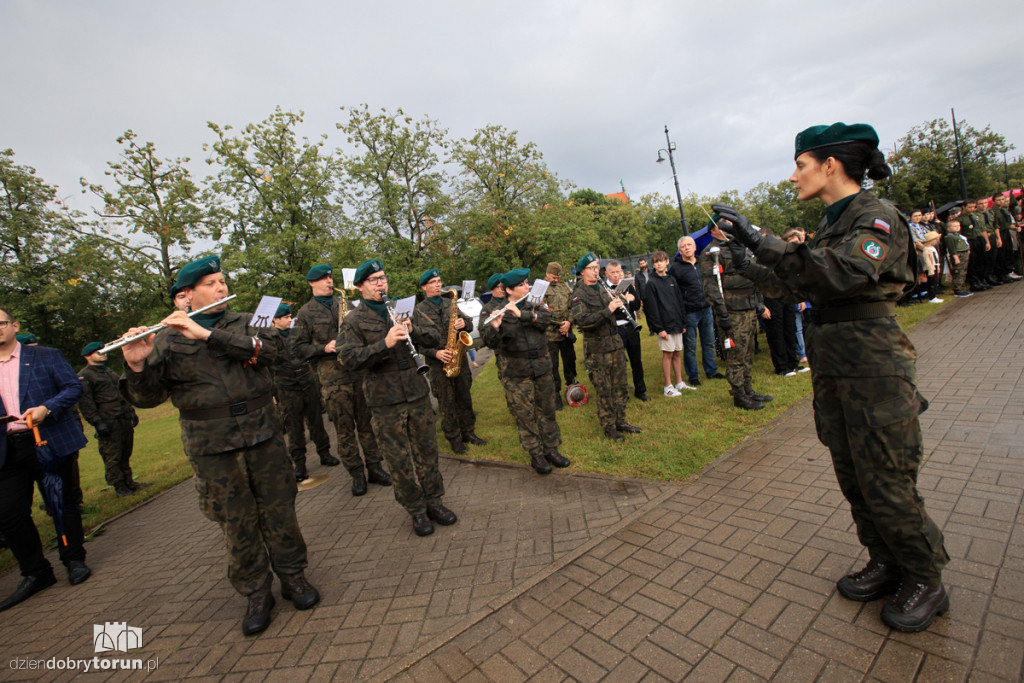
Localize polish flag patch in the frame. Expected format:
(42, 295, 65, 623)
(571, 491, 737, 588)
(872, 218, 890, 234)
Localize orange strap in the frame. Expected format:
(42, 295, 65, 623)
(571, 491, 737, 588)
(24, 413, 48, 447)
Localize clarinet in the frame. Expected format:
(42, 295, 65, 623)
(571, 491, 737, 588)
(600, 279, 642, 333)
(379, 293, 429, 375)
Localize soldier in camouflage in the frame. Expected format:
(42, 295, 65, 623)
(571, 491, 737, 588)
(714, 122, 949, 633)
(542, 262, 577, 410)
(482, 268, 569, 475)
(338, 259, 458, 538)
(291, 265, 390, 497)
(269, 305, 332, 482)
(569, 253, 640, 442)
(120, 255, 319, 636)
(700, 227, 774, 411)
(78, 342, 144, 497)
(415, 269, 486, 454)
(480, 274, 510, 383)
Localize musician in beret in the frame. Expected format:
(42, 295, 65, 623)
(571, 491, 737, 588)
(541, 262, 577, 410)
(337, 258, 457, 538)
(120, 254, 319, 636)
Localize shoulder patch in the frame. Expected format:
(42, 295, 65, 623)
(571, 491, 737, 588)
(871, 218, 890, 235)
(860, 237, 885, 261)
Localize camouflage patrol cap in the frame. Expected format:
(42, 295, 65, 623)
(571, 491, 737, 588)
(306, 264, 333, 281)
(576, 253, 597, 272)
(353, 258, 384, 285)
(175, 254, 221, 290)
(546, 262, 562, 276)
(501, 268, 530, 288)
(81, 341, 104, 356)
(274, 304, 292, 319)
(419, 268, 441, 286)
(794, 122, 879, 159)
(487, 273, 504, 290)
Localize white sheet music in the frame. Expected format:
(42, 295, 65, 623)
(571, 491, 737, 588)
(393, 295, 416, 321)
(612, 277, 634, 296)
(527, 279, 549, 304)
(250, 296, 283, 328)
(341, 268, 356, 289)
(462, 280, 476, 301)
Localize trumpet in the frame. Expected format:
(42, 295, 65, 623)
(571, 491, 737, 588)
(99, 295, 238, 355)
(379, 292, 429, 375)
(600, 279, 642, 333)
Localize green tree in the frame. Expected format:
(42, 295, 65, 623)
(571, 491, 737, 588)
(568, 188, 607, 206)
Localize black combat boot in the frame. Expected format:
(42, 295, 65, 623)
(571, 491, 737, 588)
(280, 573, 320, 610)
(616, 422, 642, 434)
(463, 432, 487, 446)
(294, 460, 309, 483)
(114, 483, 135, 497)
(747, 390, 774, 403)
(412, 513, 434, 537)
(605, 427, 625, 442)
(836, 559, 901, 601)
(425, 502, 457, 525)
(351, 471, 367, 496)
(241, 577, 275, 636)
(555, 395, 563, 411)
(545, 451, 570, 468)
(880, 580, 949, 632)
(734, 394, 764, 410)
(448, 438, 467, 454)
(320, 454, 340, 466)
(531, 452, 552, 475)
(366, 463, 392, 486)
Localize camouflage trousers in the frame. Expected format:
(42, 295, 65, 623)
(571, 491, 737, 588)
(812, 372, 948, 585)
(322, 379, 382, 475)
(187, 434, 308, 596)
(369, 396, 445, 516)
(724, 309, 758, 398)
(950, 253, 969, 291)
(500, 372, 562, 458)
(585, 347, 628, 431)
(95, 418, 134, 488)
(278, 386, 331, 466)
(426, 361, 476, 443)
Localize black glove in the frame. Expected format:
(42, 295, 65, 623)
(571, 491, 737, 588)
(717, 315, 733, 333)
(95, 422, 112, 438)
(712, 203, 764, 252)
(727, 239, 751, 275)
(131, 412, 139, 428)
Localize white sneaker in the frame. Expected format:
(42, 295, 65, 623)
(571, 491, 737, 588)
(664, 386, 682, 397)
(928, 297, 944, 304)
(674, 381, 698, 392)
(784, 371, 797, 377)
(796, 366, 810, 373)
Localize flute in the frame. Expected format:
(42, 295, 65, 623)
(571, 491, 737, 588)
(481, 294, 530, 326)
(99, 295, 238, 355)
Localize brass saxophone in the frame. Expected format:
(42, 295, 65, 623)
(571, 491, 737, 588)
(443, 290, 473, 378)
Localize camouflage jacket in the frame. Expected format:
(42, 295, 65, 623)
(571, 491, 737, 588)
(479, 298, 509, 379)
(291, 297, 354, 384)
(272, 330, 317, 393)
(414, 295, 474, 368)
(542, 280, 574, 343)
(481, 299, 551, 378)
(700, 237, 764, 325)
(337, 302, 439, 408)
(78, 364, 136, 425)
(570, 282, 624, 354)
(120, 311, 281, 457)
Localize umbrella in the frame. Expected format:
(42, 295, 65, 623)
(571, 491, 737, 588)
(25, 414, 67, 548)
(934, 200, 964, 220)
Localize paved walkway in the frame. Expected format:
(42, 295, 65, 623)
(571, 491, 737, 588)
(2, 284, 1022, 682)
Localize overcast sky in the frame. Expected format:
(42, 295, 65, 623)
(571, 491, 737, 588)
(3, 0, 1021, 217)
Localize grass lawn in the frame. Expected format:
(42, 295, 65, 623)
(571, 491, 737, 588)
(1, 299, 945, 572)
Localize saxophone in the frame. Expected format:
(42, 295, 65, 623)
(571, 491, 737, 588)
(443, 290, 473, 378)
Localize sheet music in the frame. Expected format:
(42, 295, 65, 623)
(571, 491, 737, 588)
(612, 277, 634, 296)
(250, 296, 283, 328)
(393, 295, 416, 321)
(527, 279, 549, 304)
(341, 268, 356, 289)
(462, 279, 476, 301)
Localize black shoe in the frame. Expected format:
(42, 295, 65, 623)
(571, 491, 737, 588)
(66, 560, 91, 586)
(836, 560, 901, 602)
(412, 513, 434, 537)
(708, 373, 727, 380)
(605, 427, 625, 442)
(280, 574, 320, 610)
(0, 573, 57, 612)
(463, 433, 487, 446)
(426, 502, 458, 525)
(546, 451, 570, 468)
(881, 580, 949, 632)
(366, 463, 392, 486)
(987, 276, 1003, 286)
(687, 377, 701, 387)
(294, 462, 309, 482)
(448, 438, 467, 454)
(531, 452, 552, 474)
(734, 394, 764, 410)
(351, 472, 367, 497)
(616, 422, 642, 434)
(634, 392, 651, 402)
(241, 592, 275, 636)
(320, 454, 341, 467)
(555, 395, 563, 411)
(126, 480, 152, 490)
(748, 390, 774, 403)
(114, 484, 135, 497)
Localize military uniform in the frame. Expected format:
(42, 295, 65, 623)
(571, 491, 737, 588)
(569, 281, 629, 434)
(337, 301, 446, 517)
(291, 297, 382, 476)
(542, 278, 577, 399)
(78, 363, 138, 494)
(121, 311, 309, 598)
(992, 204, 1018, 280)
(414, 295, 478, 450)
(271, 328, 331, 477)
(942, 230, 971, 294)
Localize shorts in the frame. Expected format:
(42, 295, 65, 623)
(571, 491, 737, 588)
(658, 333, 684, 352)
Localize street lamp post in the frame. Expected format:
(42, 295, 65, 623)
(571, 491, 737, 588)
(656, 125, 689, 236)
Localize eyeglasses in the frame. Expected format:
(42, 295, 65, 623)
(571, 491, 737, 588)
(582, 264, 599, 271)
(0, 320, 15, 328)
(365, 274, 387, 285)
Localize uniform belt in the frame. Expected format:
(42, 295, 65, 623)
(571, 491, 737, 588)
(809, 302, 895, 324)
(178, 393, 273, 421)
(505, 349, 543, 359)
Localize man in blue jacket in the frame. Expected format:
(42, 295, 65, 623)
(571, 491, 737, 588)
(0, 305, 91, 612)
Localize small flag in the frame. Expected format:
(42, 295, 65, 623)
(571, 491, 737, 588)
(872, 219, 890, 234)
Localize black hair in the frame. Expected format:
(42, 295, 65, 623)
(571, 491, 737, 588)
(0, 306, 14, 321)
(807, 140, 891, 182)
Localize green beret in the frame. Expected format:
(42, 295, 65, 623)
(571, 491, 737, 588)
(175, 254, 221, 290)
(353, 258, 384, 285)
(169, 281, 182, 298)
(576, 253, 597, 273)
(794, 122, 879, 160)
(501, 268, 530, 288)
(16, 334, 37, 345)
(419, 268, 441, 286)
(81, 341, 104, 357)
(274, 304, 292, 318)
(306, 264, 333, 281)
(487, 273, 504, 290)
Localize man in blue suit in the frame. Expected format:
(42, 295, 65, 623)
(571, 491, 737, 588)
(0, 306, 91, 612)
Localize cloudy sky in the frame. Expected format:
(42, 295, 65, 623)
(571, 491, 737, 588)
(3, 0, 1021, 216)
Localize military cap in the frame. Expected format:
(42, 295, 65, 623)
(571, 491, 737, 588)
(16, 333, 37, 345)
(81, 341, 104, 357)
(274, 304, 292, 318)
(546, 262, 562, 276)
(487, 273, 504, 290)
(306, 264, 333, 281)
(169, 281, 182, 298)
(576, 252, 597, 272)
(175, 254, 221, 290)
(794, 122, 879, 159)
(419, 268, 441, 286)
(353, 258, 384, 285)
(501, 268, 530, 288)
